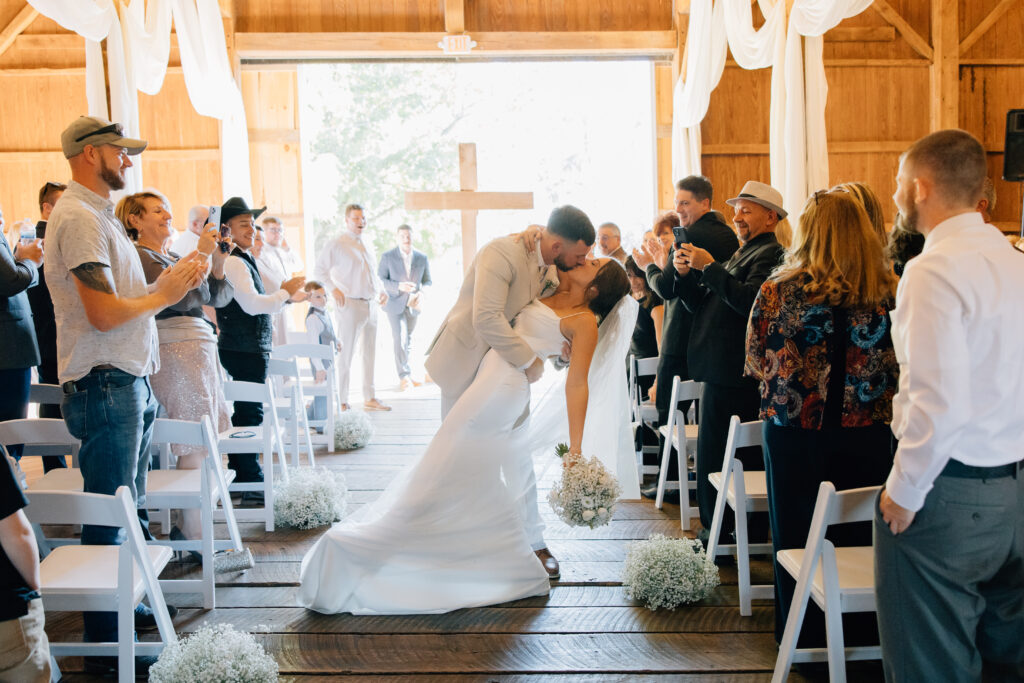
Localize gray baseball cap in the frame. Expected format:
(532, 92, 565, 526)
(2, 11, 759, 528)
(60, 116, 148, 159)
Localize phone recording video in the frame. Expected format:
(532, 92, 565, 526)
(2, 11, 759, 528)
(672, 226, 690, 247)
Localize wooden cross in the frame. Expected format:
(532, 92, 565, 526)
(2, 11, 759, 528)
(405, 143, 533, 273)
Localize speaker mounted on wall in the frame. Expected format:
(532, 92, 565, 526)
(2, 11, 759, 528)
(1004, 109, 1024, 182)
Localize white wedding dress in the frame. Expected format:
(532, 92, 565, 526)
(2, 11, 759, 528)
(298, 300, 570, 615)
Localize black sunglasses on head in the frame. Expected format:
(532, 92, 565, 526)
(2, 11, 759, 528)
(74, 123, 123, 143)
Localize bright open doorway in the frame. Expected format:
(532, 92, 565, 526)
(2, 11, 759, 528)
(297, 59, 656, 395)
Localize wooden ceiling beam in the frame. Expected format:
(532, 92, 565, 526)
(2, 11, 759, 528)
(235, 31, 678, 59)
(0, 3, 40, 58)
(871, 0, 933, 61)
(959, 0, 1017, 56)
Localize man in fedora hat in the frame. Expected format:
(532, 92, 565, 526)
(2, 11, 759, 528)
(45, 115, 204, 676)
(216, 196, 306, 491)
(672, 180, 786, 543)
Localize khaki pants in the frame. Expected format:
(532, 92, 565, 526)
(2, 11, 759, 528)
(335, 299, 377, 404)
(0, 599, 51, 683)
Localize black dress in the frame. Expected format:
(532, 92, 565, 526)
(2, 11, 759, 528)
(628, 293, 662, 395)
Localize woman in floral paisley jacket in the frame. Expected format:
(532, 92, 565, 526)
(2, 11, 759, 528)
(745, 188, 899, 647)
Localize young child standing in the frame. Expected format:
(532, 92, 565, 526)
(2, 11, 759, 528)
(304, 281, 339, 426)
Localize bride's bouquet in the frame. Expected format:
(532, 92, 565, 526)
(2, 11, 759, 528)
(547, 443, 622, 529)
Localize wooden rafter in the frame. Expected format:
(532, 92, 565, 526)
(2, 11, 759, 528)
(871, 0, 933, 61)
(959, 0, 1017, 56)
(930, 0, 958, 130)
(444, 0, 465, 34)
(0, 3, 39, 58)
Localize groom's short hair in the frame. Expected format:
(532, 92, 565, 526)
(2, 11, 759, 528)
(547, 205, 595, 245)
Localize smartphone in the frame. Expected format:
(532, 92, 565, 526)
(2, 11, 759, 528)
(672, 226, 690, 247)
(218, 223, 231, 253)
(208, 205, 230, 253)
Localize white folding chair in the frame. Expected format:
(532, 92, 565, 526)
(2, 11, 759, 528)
(146, 417, 246, 609)
(629, 355, 660, 488)
(0, 419, 83, 502)
(267, 357, 315, 468)
(23, 386, 76, 465)
(772, 482, 882, 683)
(25, 487, 176, 683)
(706, 415, 772, 616)
(220, 379, 286, 531)
(273, 343, 337, 452)
(654, 376, 702, 529)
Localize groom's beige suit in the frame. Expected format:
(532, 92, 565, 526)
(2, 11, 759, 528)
(426, 235, 554, 416)
(425, 235, 554, 552)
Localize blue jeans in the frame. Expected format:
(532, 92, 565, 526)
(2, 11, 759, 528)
(61, 368, 157, 643)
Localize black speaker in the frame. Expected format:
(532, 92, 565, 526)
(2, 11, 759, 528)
(1003, 109, 1024, 182)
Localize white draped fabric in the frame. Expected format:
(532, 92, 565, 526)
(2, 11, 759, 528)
(672, 0, 873, 218)
(28, 0, 251, 200)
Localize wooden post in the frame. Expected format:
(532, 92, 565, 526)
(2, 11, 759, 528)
(654, 62, 674, 214)
(930, 0, 959, 131)
(458, 143, 478, 270)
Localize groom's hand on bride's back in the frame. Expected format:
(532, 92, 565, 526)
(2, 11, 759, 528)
(525, 357, 544, 383)
(511, 225, 544, 251)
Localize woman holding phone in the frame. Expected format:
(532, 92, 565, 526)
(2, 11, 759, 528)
(116, 191, 234, 550)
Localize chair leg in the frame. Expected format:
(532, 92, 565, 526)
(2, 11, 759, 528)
(118, 596, 134, 683)
(705, 467, 732, 563)
(771, 554, 820, 683)
(735, 495, 752, 617)
(822, 544, 847, 683)
(676, 441, 691, 531)
(264, 443, 275, 532)
(201, 494, 215, 609)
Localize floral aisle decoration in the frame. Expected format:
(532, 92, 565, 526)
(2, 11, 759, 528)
(622, 533, 720, 610)
(334, 409, 375, 450)
(148, 623, 279, 682)
(547, 443, 621, 529)
(273, 466, 348, 529)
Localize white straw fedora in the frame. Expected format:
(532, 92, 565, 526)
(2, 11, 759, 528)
(725, 181, 788, 220)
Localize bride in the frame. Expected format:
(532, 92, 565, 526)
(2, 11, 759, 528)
(299, 256, 633, 615)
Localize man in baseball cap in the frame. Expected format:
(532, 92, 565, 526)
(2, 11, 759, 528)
(670, 179, 786, 546)
(60, 115, 147, 159)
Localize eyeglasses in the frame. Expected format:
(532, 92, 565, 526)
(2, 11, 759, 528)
(74, 123, 123, 143)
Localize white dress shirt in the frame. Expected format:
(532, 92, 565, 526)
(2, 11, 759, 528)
(313, 230, 380, 299)
(170, 229, 200, 256)
(886, 211, 1024, 511)
(257, 243, 304, 293)
(223, 252, 290, 315)
(401, 247, 413, 279)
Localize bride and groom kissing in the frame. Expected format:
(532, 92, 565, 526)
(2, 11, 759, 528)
(299, 205, 634, 615)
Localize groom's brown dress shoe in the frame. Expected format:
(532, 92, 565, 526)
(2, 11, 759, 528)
(535, 548, 560, 580)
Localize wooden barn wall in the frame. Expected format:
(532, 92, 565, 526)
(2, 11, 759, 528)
(0, 1, 221, 230)
(703, 0, 1023, 230)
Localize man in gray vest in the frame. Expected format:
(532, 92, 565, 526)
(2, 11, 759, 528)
(216, 197, 306, 492)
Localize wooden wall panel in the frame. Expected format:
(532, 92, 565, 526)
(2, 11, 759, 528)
(822, 2, 929, 61)
(465, 0, 672, 32)
(961, 0, 1024, 61)
(241, 68, 306, 267)
(235, 0, 444, 33)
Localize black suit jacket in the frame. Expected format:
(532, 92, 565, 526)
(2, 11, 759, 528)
(676, 232, 784, 387)
(25, 221, 57, 381)
(0, 237, 41, 371)
(645, 211, 740, 375)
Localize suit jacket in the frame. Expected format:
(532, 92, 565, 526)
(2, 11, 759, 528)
(645, 211, 739, 373)
(25, 221, 57, 380)
(426, 235, 550, 399)
(675, 232, 784, 388)
(0, 237, 41, 371)
(603, 245, 628, 264)
(378, 247, 432, 315)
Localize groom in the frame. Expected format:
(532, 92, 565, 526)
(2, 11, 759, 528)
(425, 205, 595, 579)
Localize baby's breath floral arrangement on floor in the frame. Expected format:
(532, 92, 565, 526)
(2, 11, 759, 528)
(148, 623, 278, 682)
(273, 466, 348, 529)
(622, 533, 720, 610)
(547, 443, 622, 529)
(334, 409, 375, 450)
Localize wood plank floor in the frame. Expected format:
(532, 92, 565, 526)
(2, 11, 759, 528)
(28, 385, 883, 681)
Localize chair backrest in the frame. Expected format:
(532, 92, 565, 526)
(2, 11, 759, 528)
(0, 418, 77, 450)
(671, 377, 703, 404)
(151, 417, 215, 451)
(25, 487, 176, 640)
(222, 379, 274, 404)
(820, 482, 882, 528)
(29, 384, 63, 407)
(723, 415, 763, 453)
(273, 343, 333, 362)
(267, 357, 302, 380)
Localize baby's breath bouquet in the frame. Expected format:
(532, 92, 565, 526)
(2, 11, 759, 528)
(273, 466, 348, 529)
(334, 409, 374, 450)
(547, 443, 621, 529)
(622, 533, 719, 610)
(148, 623, 278, 682)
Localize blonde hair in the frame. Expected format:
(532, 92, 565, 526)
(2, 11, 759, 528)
(773, 190, 896, 308)
(774, 217, 793, 249)
(115, 191, 165, 241)
(831, 181, 886, 247)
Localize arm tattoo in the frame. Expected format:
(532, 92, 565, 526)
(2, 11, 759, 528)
(71, 262, 114, 294)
